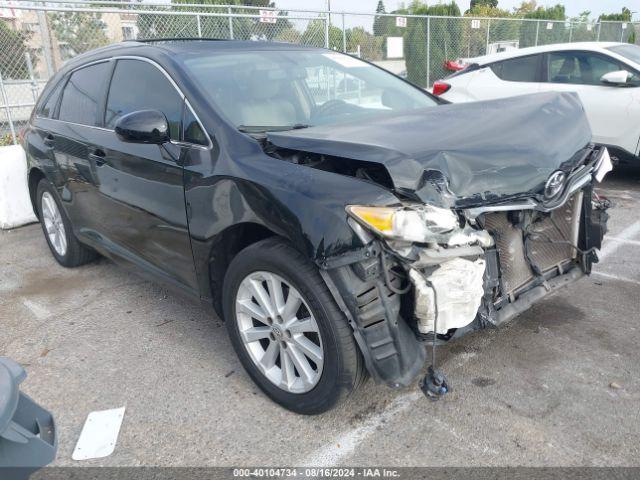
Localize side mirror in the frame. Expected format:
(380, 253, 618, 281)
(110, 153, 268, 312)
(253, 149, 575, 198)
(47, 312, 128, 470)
(600, 70, 629, 86)
(114, 110, 170, 144)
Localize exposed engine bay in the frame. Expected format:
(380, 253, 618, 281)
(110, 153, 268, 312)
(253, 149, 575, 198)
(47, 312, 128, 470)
(317, 146, 611, 390)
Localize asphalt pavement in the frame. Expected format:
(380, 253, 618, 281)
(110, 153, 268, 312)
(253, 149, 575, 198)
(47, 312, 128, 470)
(1, 168, 639, 467)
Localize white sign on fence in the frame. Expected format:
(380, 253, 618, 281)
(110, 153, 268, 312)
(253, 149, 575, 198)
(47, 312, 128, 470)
(259, 10, 278, 23)
(471, 19, 481, 29)
(622, 23, 627, 29)
(386, 36, 403, 59)
(546, 22, 553, 30)
(395, 16, 407, 28)
(587, 24, 593, 31)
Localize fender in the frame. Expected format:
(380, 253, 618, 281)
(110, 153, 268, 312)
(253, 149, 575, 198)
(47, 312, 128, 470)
(183, 137, 400, 300)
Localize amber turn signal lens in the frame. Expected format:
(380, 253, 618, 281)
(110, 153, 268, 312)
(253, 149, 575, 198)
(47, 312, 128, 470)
(346, 206, 396, 235)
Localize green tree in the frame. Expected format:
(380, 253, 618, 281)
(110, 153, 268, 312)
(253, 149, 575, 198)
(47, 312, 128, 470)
(373, 1, 392, 37)
(469, 0, 498, 10)
(346, 27, 384, 60)
(301, 19, 342, 49)
(404, 2, 461, 87)
(464, 5, 517, 57)
(517, 3, 566, 47)
(229, 0, 293, 41)
(0, 21, 33, 79)
(512, 1, 537, 16)
(569, 11, 597, 42)
(138, 0, 232, 40)
(49, 12, 110, 59)
(274, 26, 302, 44)
(599, 6, 632, 21)
(137, 0, 291, 41)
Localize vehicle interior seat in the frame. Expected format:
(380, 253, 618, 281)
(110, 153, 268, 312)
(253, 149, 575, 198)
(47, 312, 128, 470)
(577, 57, 593, 84)
(552, 56, 577, 83)
(236, 74, 296, 127)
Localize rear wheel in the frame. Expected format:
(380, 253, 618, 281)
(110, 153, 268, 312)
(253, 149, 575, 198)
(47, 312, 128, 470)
(36, 179, 97, 268)
(223, 238, 365, 414)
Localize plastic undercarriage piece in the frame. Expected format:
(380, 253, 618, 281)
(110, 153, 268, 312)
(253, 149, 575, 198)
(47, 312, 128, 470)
(0, 357, 57, 480)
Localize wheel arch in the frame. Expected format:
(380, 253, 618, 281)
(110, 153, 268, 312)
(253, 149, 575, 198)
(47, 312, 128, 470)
(207, 222, 284, 318)
(27, 167, 46, 219)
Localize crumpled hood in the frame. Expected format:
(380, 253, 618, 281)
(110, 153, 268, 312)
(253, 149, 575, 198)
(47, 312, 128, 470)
(267, 92, 593, 208)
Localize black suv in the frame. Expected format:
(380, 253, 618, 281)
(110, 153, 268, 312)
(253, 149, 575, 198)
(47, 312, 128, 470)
(24, 40, 610, 414)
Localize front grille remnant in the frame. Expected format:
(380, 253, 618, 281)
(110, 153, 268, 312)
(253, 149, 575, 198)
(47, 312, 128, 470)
(484, 212, 534, 296)
(484, 195, 582, 297)
(528, 195, 580, 273)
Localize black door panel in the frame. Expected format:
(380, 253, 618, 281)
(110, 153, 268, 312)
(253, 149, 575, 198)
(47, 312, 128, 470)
(89, 128, 197, 291)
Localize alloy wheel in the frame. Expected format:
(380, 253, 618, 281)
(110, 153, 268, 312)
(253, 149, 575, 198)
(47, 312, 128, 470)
(235, 271, 324, 393)
(41, 191, 67, 257)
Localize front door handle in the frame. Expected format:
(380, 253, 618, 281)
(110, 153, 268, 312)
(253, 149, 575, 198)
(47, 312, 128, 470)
(43, 134, 54, 147)
(88, 148, 106, 166)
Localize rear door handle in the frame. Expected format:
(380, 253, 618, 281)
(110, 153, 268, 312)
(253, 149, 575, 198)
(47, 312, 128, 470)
(88, 148, 106, 166)
(43, 134, 54, 147)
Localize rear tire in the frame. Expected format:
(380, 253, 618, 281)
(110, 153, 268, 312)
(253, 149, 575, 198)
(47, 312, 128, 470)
(36, 179, 97, 268)
(223, 237, 365, 414)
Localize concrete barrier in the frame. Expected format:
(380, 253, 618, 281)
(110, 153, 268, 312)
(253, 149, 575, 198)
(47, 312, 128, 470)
(0, 145, 37, 230)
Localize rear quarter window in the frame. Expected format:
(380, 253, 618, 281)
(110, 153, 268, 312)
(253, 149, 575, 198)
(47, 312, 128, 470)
(490, 54, 541, 82)
(36, 80, 64, 119)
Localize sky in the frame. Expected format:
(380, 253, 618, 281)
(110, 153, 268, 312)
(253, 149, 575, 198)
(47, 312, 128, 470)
(274, 0, 639, 20)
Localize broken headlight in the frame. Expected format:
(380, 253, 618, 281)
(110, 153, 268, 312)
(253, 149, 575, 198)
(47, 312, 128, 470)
(346, 205, 459, 243)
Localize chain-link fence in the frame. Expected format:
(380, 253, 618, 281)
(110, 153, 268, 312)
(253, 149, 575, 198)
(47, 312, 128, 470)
(1, 0, 638, 145)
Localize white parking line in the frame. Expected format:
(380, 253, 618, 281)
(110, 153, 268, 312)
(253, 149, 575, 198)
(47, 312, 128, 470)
(599, 221, 640, 260)
(300, 343, 484, 467)
(592, 271, 640, 286)
(301, 391, 422, 467)
(301, 221, 640, 467)
(605, 237, 640, 247)
(21, 298, 51, 320)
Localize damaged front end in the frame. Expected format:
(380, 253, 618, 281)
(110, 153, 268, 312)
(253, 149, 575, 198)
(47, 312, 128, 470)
(320, 146, 611, 389)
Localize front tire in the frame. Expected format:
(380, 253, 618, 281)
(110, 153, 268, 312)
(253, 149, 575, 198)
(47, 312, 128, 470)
(36, 179, 97, 268)
(223, 238, 365, 414)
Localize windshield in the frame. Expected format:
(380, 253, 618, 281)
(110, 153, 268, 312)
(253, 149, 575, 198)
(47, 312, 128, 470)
(607, 44, 640, 66)
(181, 49, 438, 131)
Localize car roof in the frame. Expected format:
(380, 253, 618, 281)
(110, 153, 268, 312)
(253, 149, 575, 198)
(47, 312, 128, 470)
(468, 42, 625, 65)
(132, 38, 322, 53)
(60, 39, 324, 73)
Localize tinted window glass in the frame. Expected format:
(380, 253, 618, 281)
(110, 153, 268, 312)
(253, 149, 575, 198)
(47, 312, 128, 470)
(546, 51, 639, 86)
(38, 80, 64, 118)
(58, 62, 109, 125)
(491, 55, 540, 82)
(105, 59, 182, 140)
(182, 106, 208, 146)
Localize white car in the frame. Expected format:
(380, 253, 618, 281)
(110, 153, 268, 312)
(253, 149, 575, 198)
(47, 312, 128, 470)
(433, 42, 640, 163)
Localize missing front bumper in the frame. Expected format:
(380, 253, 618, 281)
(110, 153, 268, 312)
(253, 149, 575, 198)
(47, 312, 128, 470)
(492, 266, 584, 327)
(320, 181, 608, 388)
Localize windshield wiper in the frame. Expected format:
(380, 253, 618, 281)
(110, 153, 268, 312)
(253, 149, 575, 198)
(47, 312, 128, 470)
(238, 123, 312, 133)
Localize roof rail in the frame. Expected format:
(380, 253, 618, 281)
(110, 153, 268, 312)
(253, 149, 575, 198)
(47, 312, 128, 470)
(133, 38, 230, 43)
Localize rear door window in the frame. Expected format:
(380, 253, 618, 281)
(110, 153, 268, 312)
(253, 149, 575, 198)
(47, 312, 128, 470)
(104, 59, 182, 140)
(490, 54, 541, 82)
(58, 62, 110, 126)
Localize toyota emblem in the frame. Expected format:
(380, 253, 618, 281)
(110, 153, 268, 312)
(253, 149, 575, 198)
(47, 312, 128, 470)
(544, 171, 566, 199)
